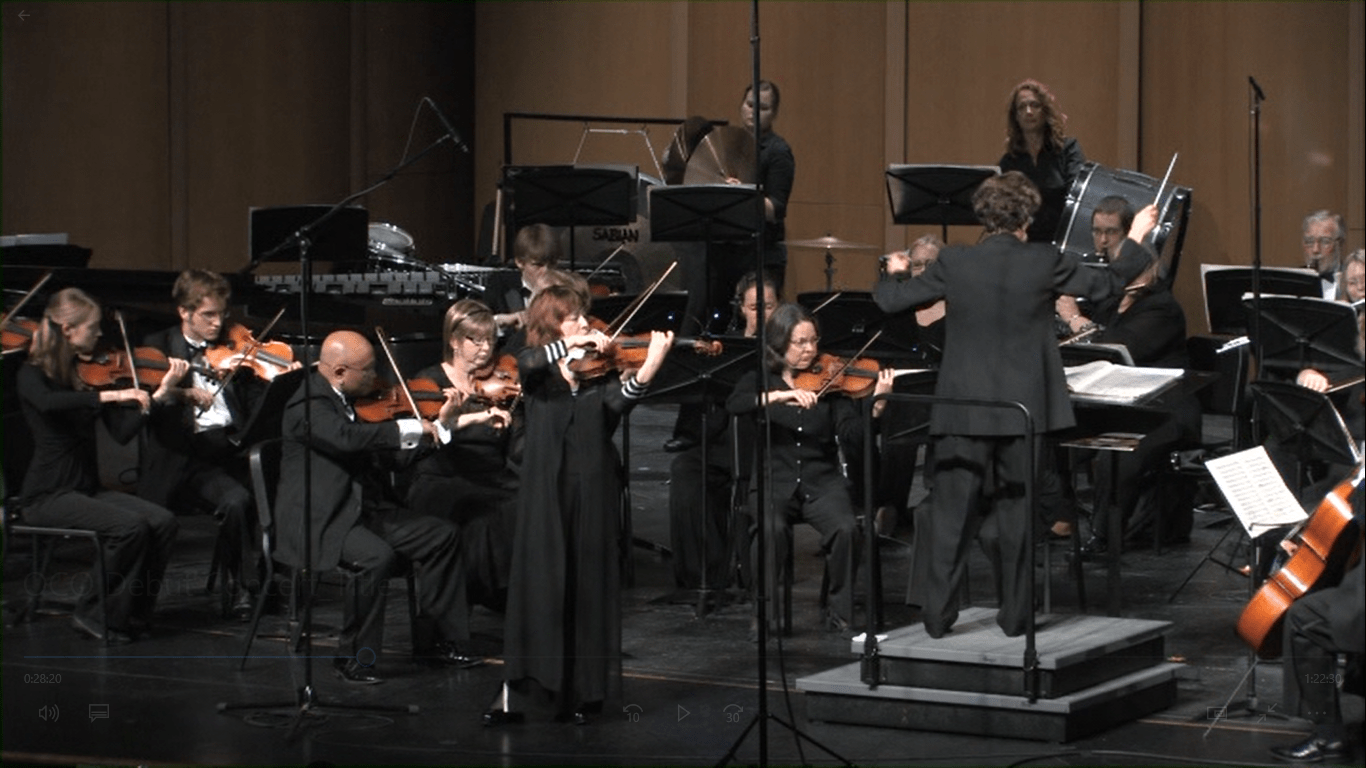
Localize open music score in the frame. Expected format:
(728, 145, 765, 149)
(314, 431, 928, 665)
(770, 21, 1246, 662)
(1204, 446, 1308, 538)
(1064, 360, 1184, 405)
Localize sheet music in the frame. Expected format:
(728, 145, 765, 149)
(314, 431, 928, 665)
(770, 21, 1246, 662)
(1204, 446, 1308, 538)
(1064, 360, 1184, 404)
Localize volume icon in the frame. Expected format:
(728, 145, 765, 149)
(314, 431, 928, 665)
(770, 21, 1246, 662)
(39, 704, 60, 722)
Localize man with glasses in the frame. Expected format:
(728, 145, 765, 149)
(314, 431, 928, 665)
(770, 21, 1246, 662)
(1301, 210, 1347, 299)
(140, 270, 277, 619)
(1056, 195, 1135, 338)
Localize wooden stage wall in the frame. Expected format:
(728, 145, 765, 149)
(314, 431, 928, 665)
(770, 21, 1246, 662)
(5, 2, 1362, 335)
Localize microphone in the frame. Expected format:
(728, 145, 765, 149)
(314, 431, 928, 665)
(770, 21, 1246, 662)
(425, 97, 470, 154)
(1248, 76, 1266, 101)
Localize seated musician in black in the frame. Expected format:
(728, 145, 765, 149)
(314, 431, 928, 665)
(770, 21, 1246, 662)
(140, 269, 285, 618)
(404, 299, 520, 621)
(16, 288, 181, 644)
(1270, 465, 1364, 764)
(726, 302, 893, 635)
(667, 271, 776, 591)
(275, 330, 478, 684)
(485, 223, 560, 354)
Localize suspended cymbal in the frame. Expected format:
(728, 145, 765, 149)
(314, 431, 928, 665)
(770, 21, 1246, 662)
(784, 235, 876, 251)
(682, 126, 756, 185)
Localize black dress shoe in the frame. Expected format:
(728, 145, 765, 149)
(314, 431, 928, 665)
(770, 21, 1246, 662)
(1270, 735, 1350, 763)
(333, 659, 383, 685)
(417, 641, 485, 669)
(72, 614, 132, 645)
(554, 708, 592, 725)
(230, 591, 254, 622)
(663, 437, 697, 453)
(823, 611, 851, 634)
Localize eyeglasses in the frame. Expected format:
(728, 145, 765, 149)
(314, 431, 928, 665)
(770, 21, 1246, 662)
(1302, 237, 1342, 249)
(1091, 227, 1124, 238)
(790, 336, 820, 348)
(193, 308, 229, 322)
(463, 335, 493, 347)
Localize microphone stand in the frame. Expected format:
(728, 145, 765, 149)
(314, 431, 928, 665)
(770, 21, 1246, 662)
(718, 4, 848, 766)
(219, 122, 462, 739)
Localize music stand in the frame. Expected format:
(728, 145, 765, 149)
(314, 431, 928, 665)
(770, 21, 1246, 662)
(645, 336, 758, 617)
(649, 184, 762, 336)
(1200, 265, 1321, 336)
(885, 164, 999, 242)
(591, 291, 689, 334)
(793, 292, 914, 358)
(504, 164, 637, 270)
(249, 205, 368, 269)
(1250, 380, 1361, 498)
(1243, 296, 1361, 380)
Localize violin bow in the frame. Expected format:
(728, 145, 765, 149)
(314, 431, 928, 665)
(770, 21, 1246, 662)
(604, 261, 678, 343)
(374, 326, 424, 421)
(814, 329, 883, 398)
(809, 291, 843, 316)
(200, 305, 289, 412)
(3, 271, 53, 324)
(583, 243, 628, 283)
(114, 310, 141, 391)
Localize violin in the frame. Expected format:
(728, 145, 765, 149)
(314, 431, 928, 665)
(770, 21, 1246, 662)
(470, 354, 522, 407)
(76, 346, 211, 391)
(1236, 462, 1364, 659)
(205, 323, 296, 381)
(791, 353, 882, 398)
(2, 271, 53, 355)
(353, 378, 450, 422)
(2, 315, 39, 355)
(567, 333, 722, 380)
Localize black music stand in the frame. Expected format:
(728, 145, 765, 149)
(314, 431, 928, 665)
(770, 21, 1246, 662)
(1251, 380, 1361, 498)
(504, 164, 637, 270)
(645, 336, 758, 617)
(1243, 296, 1361, 381)
(1201, 266, 1321, 336)
(591, 291, 689, 334)
(248, 205, 368, 271)
(885, 164, 999, 242)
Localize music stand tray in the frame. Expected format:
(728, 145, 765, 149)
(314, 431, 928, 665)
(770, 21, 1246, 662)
(646, 335, 758, 402)
(1251, 380, 1361, 471)
(504, 164, 638, 228)
(648, 184, 762, 243)
(1244, 296, 1360, 377)
(885, 164, 999, 239)
(1200, 265, 1321, 336)
(249, 205, 368, 266)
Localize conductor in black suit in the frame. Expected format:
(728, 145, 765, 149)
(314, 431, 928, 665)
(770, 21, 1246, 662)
(873, 171, 1157, 638)
(276, 330, 478, 683)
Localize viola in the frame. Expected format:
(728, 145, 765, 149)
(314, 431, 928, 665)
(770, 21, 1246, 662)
(791, 353, 881, 398)
(353, 378, 451, 422)
(204, 323, 296, 381)
(1236, 462, 1364, 658)
(470, 354, 522, 407)
(76, 346, 210, 391)
(567, 333, 721, 380)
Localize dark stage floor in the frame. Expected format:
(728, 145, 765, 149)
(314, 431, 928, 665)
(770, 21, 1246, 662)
(3, 404, 1361, 767)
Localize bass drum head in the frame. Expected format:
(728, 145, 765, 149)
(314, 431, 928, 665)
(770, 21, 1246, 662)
(367, 222, 424, 271)
(1054, 162, 1192, 288)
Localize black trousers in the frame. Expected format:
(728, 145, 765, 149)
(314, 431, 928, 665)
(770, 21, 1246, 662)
(23, 489, 178, 630)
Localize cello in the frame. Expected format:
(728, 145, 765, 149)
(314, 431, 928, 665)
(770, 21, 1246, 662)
(1236, 461, 1365, 658)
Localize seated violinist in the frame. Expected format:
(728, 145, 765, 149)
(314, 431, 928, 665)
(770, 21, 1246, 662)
(17, 288, 181, 644)
(725, 302, 894, 635)
(404, 298, 521, 622)
(140, 269, 297, 619)
(276, 330, 479, 684)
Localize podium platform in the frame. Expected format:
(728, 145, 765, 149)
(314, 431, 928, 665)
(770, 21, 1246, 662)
(797, 606, 1182, 742)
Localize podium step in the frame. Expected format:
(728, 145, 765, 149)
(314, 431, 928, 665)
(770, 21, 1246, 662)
(797, 607, 1183, 742)
(847, 607, 1173, 698)
(799, 659, 1181, 743)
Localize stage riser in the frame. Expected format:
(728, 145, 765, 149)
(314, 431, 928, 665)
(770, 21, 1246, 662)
(804, 677, 1177, 743)
(869, 635, 1166, 698)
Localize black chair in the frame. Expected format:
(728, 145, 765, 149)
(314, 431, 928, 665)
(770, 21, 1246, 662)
(237, 438, 418, 670)
(2, 497, 111, 646)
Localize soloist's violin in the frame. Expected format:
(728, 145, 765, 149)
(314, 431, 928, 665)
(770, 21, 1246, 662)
(567, 333, 721, 379)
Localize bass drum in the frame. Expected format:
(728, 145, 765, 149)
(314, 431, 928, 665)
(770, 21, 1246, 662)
(1055, 162, 1192, 288)
(367, 222, 426, 271)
